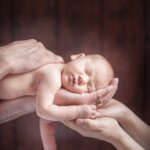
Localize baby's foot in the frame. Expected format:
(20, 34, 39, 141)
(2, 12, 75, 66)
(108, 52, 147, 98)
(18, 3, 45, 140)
(75, 105, 99, 119)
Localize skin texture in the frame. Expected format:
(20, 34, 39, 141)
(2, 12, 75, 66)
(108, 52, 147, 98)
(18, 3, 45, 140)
(96, 99, 150, 149)
(0, 78, 118, 124)
(0, 53, 114, 122)
(2, 40, 144, 150)
(0, 80, 118, 150)
(0, 42, 118, 150)
(0, 41, 147, 150)
(0, 39, 64, 80)
(38, 79, 118, 150)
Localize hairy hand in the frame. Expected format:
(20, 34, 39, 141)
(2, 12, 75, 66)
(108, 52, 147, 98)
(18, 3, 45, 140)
(0, 39, 63, 74)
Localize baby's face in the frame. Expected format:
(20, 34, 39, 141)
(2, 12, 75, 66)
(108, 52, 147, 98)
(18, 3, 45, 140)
(62, 54, 113, 94)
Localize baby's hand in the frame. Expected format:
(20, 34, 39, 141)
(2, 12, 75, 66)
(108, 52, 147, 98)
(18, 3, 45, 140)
(75, 105, 99, 119)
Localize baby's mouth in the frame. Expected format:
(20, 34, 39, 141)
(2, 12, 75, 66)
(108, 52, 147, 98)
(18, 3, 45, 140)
(69, 75, 77, 85)
(68, 75, 73, 85)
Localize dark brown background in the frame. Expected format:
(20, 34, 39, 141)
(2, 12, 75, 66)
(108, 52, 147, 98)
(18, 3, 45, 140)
(0, 0, 149, 150)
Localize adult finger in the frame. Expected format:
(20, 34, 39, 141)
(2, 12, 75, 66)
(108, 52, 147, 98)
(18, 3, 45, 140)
(100, 78, 119, 104)
(96, 78, 119, 107)
(39, 48, 64, 63)
(75, 118, 101, 131)
(96, 86, 115, 98)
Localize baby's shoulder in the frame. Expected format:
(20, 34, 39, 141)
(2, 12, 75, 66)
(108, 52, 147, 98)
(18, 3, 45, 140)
(36, 63, 63, 77)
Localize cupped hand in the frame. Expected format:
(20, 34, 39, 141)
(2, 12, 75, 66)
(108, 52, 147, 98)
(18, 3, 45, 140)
(0, 39, 64, 74)
(62, 117, 123, 145)
(96, 99, 129, 123)
(86, 78, 119, 106)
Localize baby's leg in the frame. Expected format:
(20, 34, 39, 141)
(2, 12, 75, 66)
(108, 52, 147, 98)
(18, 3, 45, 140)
(40, 119, 57, 150)
(75, 105, 99, 119)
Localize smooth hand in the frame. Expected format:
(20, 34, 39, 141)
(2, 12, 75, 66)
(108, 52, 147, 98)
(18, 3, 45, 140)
(63, 117, 121, 143)
(62, 118, 144, 150)
(97, 99, 150, 149)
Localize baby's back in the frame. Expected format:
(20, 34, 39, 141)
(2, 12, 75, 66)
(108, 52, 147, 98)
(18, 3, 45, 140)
(0, 63, 61, 100)
(0, 69, 38, 99)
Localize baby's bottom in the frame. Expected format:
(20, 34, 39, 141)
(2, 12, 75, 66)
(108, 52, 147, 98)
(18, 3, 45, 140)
(40, 119, 57, 150)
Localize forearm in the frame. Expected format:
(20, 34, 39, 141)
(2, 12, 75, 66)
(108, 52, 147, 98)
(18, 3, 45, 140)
(55, 88, 98, 106)
(113, 128, 144, 150)
(36, 104, 77, 121)
(55, 88, 82, 106)
(0, 96, 35, 123)
(120, 109, 150, 149)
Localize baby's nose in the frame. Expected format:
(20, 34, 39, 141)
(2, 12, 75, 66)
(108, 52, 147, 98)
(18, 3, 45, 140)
(79, 75, 89, 85)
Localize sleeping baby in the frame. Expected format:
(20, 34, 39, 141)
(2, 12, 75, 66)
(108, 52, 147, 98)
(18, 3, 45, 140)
(0, 53, 115, 150)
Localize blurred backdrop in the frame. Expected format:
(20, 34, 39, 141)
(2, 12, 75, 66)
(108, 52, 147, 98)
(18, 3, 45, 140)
(0, 0, 149, 150)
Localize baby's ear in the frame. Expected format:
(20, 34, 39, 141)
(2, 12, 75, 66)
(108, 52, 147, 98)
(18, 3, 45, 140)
(70, 53, 85, 60)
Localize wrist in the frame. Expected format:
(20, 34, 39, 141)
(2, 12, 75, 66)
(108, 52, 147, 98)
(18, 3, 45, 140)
(117, 105, 131, 126)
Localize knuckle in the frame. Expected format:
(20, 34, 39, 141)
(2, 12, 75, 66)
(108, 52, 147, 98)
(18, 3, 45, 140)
(30, 39, 37, 42)
(37, 42, 44, 47)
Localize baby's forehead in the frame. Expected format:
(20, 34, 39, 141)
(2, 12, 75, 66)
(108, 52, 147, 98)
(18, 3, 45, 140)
(87, 55, 114, 89)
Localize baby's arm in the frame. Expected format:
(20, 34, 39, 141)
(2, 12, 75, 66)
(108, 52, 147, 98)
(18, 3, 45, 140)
(55, 78, 118, 106)
(36, 67, 98, 121)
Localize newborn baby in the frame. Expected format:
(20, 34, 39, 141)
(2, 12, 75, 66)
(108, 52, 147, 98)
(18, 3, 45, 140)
(0, 53, 113, 121)
(0, 53, 114, 150)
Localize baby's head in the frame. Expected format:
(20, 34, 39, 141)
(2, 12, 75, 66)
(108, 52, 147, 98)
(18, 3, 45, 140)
(62, 53, 114, 93)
